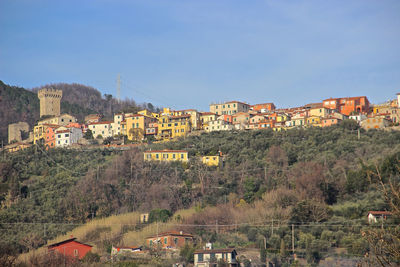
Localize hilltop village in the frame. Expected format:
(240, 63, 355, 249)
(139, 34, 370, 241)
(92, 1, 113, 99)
(6, 88, 400, 156)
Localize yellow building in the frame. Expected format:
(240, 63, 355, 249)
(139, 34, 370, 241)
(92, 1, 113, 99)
(309, 107, 332, 118)
(143, 150, 188, 162)
(276, 114, 289, 123)
(202, 155, 223, 167)
(138, 109, 153, 117)
(306, 116, 322, 126)
(33, 123, 58, 144)
(125, 114, 158, 141)
(200, 112, 217, 129)
(157, 115, 191, 140)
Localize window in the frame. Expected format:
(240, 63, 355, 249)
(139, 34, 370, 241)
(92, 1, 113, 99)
(181, 154, 184, 159)
(173, 154, 176, 159)
(174, 238, 178, 245)
(164, 237, 167, 244)
(181, 129, 184, 132)
(168, 124, 171, 127)
(156, 154, 159, 159)
(150, 240, 153, 246)
(58, 141, 60, 144)
(198, 253, 204, 262)
(210, 253, 216, 261)
(74, 249, 78, 257)
(105, 125, 107, 128)
(58, 134, 61, 138)
(65, 134, 69, 137)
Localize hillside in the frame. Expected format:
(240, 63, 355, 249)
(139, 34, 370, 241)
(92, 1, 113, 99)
(1, 125, 399, 266)
(0, 81, 143, 143)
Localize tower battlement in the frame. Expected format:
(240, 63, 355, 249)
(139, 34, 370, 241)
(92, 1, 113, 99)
(38, 88, 63, 99)
(38, 88, 62, 117)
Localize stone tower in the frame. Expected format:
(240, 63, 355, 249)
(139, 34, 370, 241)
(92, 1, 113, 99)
(38, 88, 62, 117)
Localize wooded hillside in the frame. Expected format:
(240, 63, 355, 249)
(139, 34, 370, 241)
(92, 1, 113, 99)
(0, 124, 399, 266)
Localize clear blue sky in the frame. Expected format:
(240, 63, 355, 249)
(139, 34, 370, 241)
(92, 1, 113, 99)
(1, 0, 399, 111)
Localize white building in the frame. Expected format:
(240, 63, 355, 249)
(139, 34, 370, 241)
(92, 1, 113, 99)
(111, 114, 125, 136)
(88, 121, 113, 138)
(55, 127, 83, 147)
(349, 114, 367, 123)
(194, 248, 238, 267)
(205, 120, 234, 132)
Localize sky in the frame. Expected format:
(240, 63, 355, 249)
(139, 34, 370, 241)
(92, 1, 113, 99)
(1, 0, 399, 111)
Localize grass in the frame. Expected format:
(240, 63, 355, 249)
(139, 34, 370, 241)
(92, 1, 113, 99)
(18, 207, 198, 264)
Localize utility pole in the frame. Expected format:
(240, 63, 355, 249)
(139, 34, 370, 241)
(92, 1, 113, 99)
(116, 74, 121, 102)
(271, 219, 274, 236)
(292, 224, 295, 258)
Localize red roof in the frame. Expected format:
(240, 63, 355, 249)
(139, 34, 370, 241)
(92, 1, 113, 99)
(56, 130, 70, 134)
(48, 238, 92, 249)
(88, 121, 113, 125)
(368, 211, 392, 215)
(195, 248, 237, 254)
(171, 114, 191, 119)
(144, 150, 188, 153)
(201, 112, 216, 116)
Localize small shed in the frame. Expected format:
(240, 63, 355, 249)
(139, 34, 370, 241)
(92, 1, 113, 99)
(367, 211, 392, 224)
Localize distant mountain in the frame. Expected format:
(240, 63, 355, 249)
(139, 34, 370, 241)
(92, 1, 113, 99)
(0, 81, 143, 144)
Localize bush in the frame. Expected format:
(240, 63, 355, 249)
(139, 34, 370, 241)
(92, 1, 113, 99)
(82, 251, 100, 263)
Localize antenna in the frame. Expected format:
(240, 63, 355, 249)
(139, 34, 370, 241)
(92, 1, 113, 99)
(116, 74, 121, 102)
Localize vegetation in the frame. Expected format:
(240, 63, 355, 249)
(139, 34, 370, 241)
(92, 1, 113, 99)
(0, 123, 399, 266)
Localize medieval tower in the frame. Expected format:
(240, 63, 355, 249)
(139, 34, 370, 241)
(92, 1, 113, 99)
(38, 88, 62, 117)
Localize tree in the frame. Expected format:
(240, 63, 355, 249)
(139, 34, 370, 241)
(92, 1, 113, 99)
(362, 163, 400, 266)
(84, 129, 93, 139)
(180, 244, 195, 263)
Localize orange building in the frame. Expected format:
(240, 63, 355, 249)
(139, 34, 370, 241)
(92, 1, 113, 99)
(146, 231, 194, 249)
(44, 124, 59, 149)
(323, 96, 370, 116)
(321, 117, 341, 127)
(251, 103, 276, 112)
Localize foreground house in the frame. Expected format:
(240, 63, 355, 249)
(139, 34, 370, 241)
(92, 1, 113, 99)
(47, 237, 92, 260)
(194, 248, 238, 267)
(146, 231, 193, 249)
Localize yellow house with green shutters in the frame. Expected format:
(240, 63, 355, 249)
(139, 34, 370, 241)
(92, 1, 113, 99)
(157, 115, 191, 140)
(143, 150, 188, 162)
(126, 114, 157, 141)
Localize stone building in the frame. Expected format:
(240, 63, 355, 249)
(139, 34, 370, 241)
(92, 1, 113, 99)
(38, 88, 62, 117)
(8, 122, 29, 144)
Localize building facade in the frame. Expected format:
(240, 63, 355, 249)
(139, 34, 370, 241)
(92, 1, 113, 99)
(146, 231, 193, 249)
(194, 249, 238, 267)
(210, 101, 250, 116)
(143, 150, 189, 162)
